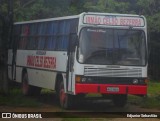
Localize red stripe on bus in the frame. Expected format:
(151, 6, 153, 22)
(75, 84, 147, 95)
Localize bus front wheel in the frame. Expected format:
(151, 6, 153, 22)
(59, 81, 73, 109)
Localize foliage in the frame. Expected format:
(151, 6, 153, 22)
(129, 82, 160, 109)
(1, 0, 160, 80)
(0, 0, 160, 32)
(0, 88, 41, 107)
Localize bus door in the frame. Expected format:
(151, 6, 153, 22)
(66, 34, 77, 93)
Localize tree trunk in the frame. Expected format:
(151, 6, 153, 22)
(0, 50, 8, 94)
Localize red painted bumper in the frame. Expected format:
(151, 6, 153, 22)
(75, 84, 147, 95)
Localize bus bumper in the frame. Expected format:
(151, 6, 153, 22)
(75, 84, 147, 95)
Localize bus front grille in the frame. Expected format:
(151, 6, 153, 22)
(84, 67, 142, 77)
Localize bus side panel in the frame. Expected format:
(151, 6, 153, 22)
(28, 69, 56, 89)
(16, 50, 68, 90)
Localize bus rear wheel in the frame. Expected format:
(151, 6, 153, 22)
(22, 72, 30, 96)
(112, 94, 127, 107)
(59, 81, 73, 109)
(22, 72, 41, 96)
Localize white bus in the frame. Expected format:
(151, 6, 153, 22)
(8, 12, 148, 109)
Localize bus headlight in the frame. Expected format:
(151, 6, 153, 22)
(75, 76, 92, 83)
(133, 79, 139, 84)
(82, 77, 87, 82)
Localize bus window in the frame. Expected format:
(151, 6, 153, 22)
(46, 22, 53, 35)
(57, 35, 69, 51)
(38, 23, 45, 35)
(56, 20, 70, 51)
(30, 23, 37, 35)
(27, 37, 37, 50)
(21, 25, 29, 36)
(38, 37, 45, 50)
(44, 36, 56, 50)
(19, 37, 27, 49)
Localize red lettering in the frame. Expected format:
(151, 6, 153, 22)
(44, 56, 49, 68)
(103, 17, 109, 25)
(40, 56, 43, 67)
(43, 56, 56, 69)
(84, 15, 144, 27)
(27, 55, 56, 69)
(86, 17, 95, 24)
(35, 56, 43, 67)
(86, 16, 101, 24)
(50, 57, 56, 69)
(35, 56, 39, 67)
(103, 17, 118, 25)
(120, 18, 142, 26)
(27, 55, 35, 66)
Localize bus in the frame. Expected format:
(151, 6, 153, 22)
(8, 12, 148, 109)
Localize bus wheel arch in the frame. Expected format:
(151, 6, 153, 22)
(21, 68, 41, 96)
(55, 73, 73, 109)
(55, 73, 63, 95)
(59, 81, 73, 109)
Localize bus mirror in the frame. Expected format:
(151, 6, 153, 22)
(70, 34, 78, 52)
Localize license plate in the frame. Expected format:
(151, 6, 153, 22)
(107, 87, 119, 92)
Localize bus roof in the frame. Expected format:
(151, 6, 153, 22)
(14, 12, 146, 25)
(14, 15, 79, 25)
(82, 12, 145, 17)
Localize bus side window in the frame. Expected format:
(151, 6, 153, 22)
(19, 37, 27, 49)
(26, 24, 37, 50)
(44, 22, 56, 50)
(37, 23, 45, 50)
(20, 25, 29, 49)
(28, 37, 37, 50)
(38, 37, 45, 50)
(51, 22, 58, 50)
(57, 20, 70, 51)
(63, 20, 70, 50)
(45, 36, 56, 50)
(57, 21, 64, 51)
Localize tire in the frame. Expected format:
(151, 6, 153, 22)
(112, 94, 127, 107)
(59, 81, 73, 109)
(22, 72, 30, 96)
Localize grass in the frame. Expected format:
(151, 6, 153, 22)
(0, 81, 160, 110)
(128, 81, 160, 109)
(0, 88, 42, 107)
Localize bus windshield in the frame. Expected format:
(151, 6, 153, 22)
(78, 27, 146, 66)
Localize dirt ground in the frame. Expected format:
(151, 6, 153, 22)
(0, 93, 159, 121)
(0, 102, 160, 121)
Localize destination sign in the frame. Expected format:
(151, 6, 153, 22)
(83, 14, 145, 27)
